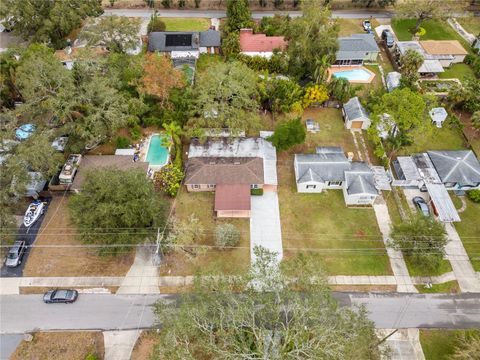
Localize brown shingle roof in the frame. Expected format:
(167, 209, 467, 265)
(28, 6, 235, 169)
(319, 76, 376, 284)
(215, 184, 251, 211)
(71, 155, 149, 190)
(185, 157, 264, 185)
(420, 40, 468, 55)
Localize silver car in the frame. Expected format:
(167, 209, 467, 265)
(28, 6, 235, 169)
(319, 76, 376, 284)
(5, 241, 26, 267)
(43, 289, 79, 304)
(413, 196, 430, 216)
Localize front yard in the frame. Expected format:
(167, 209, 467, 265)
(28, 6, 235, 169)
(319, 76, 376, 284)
(420, 329, 480, 360)
(24, 197, 134, 277)
(337, 18, 380, 37)
(161, 17, 210, 31)
(160, 191, 250, 276)
(454, 197, 480, 272)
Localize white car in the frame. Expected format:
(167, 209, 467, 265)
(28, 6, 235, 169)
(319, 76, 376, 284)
(363, 20, 372, 33)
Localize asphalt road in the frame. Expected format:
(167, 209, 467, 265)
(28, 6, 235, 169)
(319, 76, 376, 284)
(1, 293, 479, 334)
(0, 199, 49, 278)
(103, 8, 394, 19)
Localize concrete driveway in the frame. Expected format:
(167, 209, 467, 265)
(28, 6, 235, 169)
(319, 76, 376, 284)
(250, 192, 283, 262)
(403, 188, 429, 214)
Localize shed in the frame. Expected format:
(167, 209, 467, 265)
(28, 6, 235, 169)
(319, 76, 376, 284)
(342, 97, 370, 130)
(386, 72, 401, 92)
(429, 107, 448, 128)
(214, 184, 251, 218)
(305, 119, 320, 133)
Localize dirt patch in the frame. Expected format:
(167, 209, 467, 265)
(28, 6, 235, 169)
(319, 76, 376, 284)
(20, 286, 119, 294)
(131, 331, 158, 360)
(11, 331, 104, 360)
(159, 285, 193, 294)
(23, 196, 134, 277)
(330, 285, 397, 292)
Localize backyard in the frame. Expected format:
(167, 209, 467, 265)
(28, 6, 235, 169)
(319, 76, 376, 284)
(438, 63, 476, 82)
(159, 191, 251, 276)
(24, 197, 135, 277)
(454, 197, 480, 272)
(161, 17, 210, 31)
(420, 329, 480, 360)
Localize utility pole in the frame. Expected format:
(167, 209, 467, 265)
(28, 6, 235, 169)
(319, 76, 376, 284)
(153, 227, 161, 266)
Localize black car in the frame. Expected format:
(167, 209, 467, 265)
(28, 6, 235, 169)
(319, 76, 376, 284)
(43, 289, 79, 303)
(382, 29, 395, 48)
(5, 241, 26, 267)
(412, 196, 430, 216)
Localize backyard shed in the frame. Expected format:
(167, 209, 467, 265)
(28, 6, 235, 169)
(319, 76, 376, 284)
(342, 97, 370, 130)
(429, 107, 448, 128)
(305, 119, 320, 133)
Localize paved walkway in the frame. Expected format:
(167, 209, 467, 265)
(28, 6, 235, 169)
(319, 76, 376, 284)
(373, 201, 417, 293)
(378, 329, 425, 360)
(250, 192, 283, 262)
(103, 330, 142, 360)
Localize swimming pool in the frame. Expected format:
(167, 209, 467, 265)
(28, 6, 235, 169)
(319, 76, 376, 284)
(146, 134, 170, 167)
(332, 68, 373, 82)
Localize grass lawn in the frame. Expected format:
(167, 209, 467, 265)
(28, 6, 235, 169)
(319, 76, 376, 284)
(277, 157, 391, 275)
(420, 329, 480, 360)
(404, 255, 453, 277)
(398, 122, 467, 156)
(457, 17, 480, 35)
(11, 332, 104, 360)
(454, 197, 480, 271)
(356, 65, 384, 98)
(161, 17, 210, 31)
(337, 18, 380, 37)
(438, 63, 476, 82)
(160, 191, 250, 276)
(415, 280, 460, 294)
(24, 197, 134, 277)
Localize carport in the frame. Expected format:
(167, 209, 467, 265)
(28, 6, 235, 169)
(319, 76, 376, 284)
(425, 183, 460, 222)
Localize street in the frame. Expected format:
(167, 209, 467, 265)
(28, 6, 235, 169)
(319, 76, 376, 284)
(1, 293, 479, 334)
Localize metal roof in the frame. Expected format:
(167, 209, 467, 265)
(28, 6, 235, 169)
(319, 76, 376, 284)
(294, 153, 351, 183)
(425, 183, 461, 222)
(419, 59, 444, 73)
(345, 163, 378, 196)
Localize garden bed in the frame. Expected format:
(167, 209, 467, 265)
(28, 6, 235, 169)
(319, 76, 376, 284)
(419, 79, 461, 94)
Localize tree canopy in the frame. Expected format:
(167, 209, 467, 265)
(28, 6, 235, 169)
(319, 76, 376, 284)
(153, 248, 383, 359)
(224, 0, 254, 33)
(287, 0, 339, 79)
(188, 61, 261, 135)
(352, 0, 396, 7)
(69, 169, 166, 255)
(269, 117, 306, 151)
(399, 49, 424, 86)
(0, 0, 103, 49)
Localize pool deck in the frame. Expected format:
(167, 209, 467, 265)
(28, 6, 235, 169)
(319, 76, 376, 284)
(141, 133, 171, 172)
(327, 65, 376, 84)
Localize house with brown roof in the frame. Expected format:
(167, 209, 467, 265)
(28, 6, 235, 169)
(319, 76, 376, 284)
(239, 29, 288, 59)
(420, 40, 468, 67)
(185, 137, 278, 218)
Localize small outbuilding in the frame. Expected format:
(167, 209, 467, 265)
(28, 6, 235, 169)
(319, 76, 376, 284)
(429, 107, 448, 128)
(305, 119, 320, 133)
(342, 97, 370, 130)
(386, 71, 401, 92)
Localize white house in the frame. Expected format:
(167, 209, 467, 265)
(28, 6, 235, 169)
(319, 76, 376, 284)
(342, 97, 370, 130)
(239, 29, 287, 59)
(294, 147, 378, 206)
(429, 107, 448, 128)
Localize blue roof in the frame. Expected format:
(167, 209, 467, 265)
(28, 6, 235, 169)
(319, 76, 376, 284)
(16, 124, 35, 140)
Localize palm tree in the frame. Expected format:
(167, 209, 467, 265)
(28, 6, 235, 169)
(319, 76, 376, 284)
(313, 55, 331, 84)
(163, 121, 183, 167)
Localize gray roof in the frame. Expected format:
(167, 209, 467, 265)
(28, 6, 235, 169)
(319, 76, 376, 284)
(337, 34, 379, 60)
(343, 97, 369, 122)
(386, 72, 401, 92)
(316, 146, 343, 154)
(425, 183, 461, 222)
(148, 30, 221, 52)
(345, 163, 378, 196)
(428, 150, 480, 185)
(294, 153, 351, 183)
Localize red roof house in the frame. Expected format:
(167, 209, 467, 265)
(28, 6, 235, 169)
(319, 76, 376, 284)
(239, 29, 288, 58)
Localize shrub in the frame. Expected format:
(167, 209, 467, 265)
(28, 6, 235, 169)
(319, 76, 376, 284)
(147, 17, 166, 33)
(268, 117, 306, 151)
(215, 223, 240, 249)
(130, 125, 142, 140)
(116, 136, 130, 149)
(85, 355, 99, 360)
(466, 189, 480, 203)
(154, 163, 184, 196)
(415, 27, 426, 36)
(161, 0, 172, 8)
(303, 84, 329, 108)
(251, 188, 263, 196)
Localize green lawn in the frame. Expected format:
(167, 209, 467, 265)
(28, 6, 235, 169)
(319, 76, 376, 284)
(356, 65, 384, 98)
(392, 19, 471, 45)
(420, 330, 480, 360)
(160, 191, 250, 276)
(161, 17, 210, 31)
(405, 255, 453, 277)
(337, 18, 380, 37)
(457, 17, 480, 35)
(277, 154, 391, 275)
(439, 63, 476, 81)
(415, 280, 460, 294)
(454, 197, 480, 271)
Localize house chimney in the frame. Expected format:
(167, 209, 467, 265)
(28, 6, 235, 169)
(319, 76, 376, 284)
(347, 152, 354, 162)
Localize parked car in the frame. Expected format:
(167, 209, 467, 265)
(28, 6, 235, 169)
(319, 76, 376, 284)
(382, 29, 395, 48)
(5, 241, 26, 267)
(362, 20, 372, 32)
(43, 289, 79, 304)
(412, 196, 430, 216)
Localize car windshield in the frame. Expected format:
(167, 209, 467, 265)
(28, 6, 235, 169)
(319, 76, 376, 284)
(53, 290, 68, 299)
(7, 252, 18, 259)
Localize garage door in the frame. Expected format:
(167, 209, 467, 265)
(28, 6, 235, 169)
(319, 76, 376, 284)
(351, 121, 363, 129)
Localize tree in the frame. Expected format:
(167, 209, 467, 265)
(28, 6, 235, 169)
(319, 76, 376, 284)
(162, 122, 183, 167)
(221, 32, 240, 59)
(396, 0, 463, 34)
(154, 163, 184, 196)
(269, 117, 306, 151)
(188, 62, 261, 135)
(215, 224, 240, 249)
(258, 15, 290, 36)
(390, 214, 447, 272)
(69, 169, 166, 255)
(140, 54, 185, 107)
(472, 111, 480, 131)
(452, 333, 480, 360)
(466, 189, 480, 203)
(147, 12, 166, 33)
(258, 77, 303, 115)
(399, 49, 423, 85)
(0, 0, 103, 49)
(163, 215, 205, 257)
(352, 0, 396, 7)
(224, 0, 254, 33)
(287, 0, 339, 79)
(313, 54, 332, 84)
(152, 247, 383, 359)
(80, 16, 141, 53)
(328, 77, 355, 103)
(303, 84, 329, 108)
